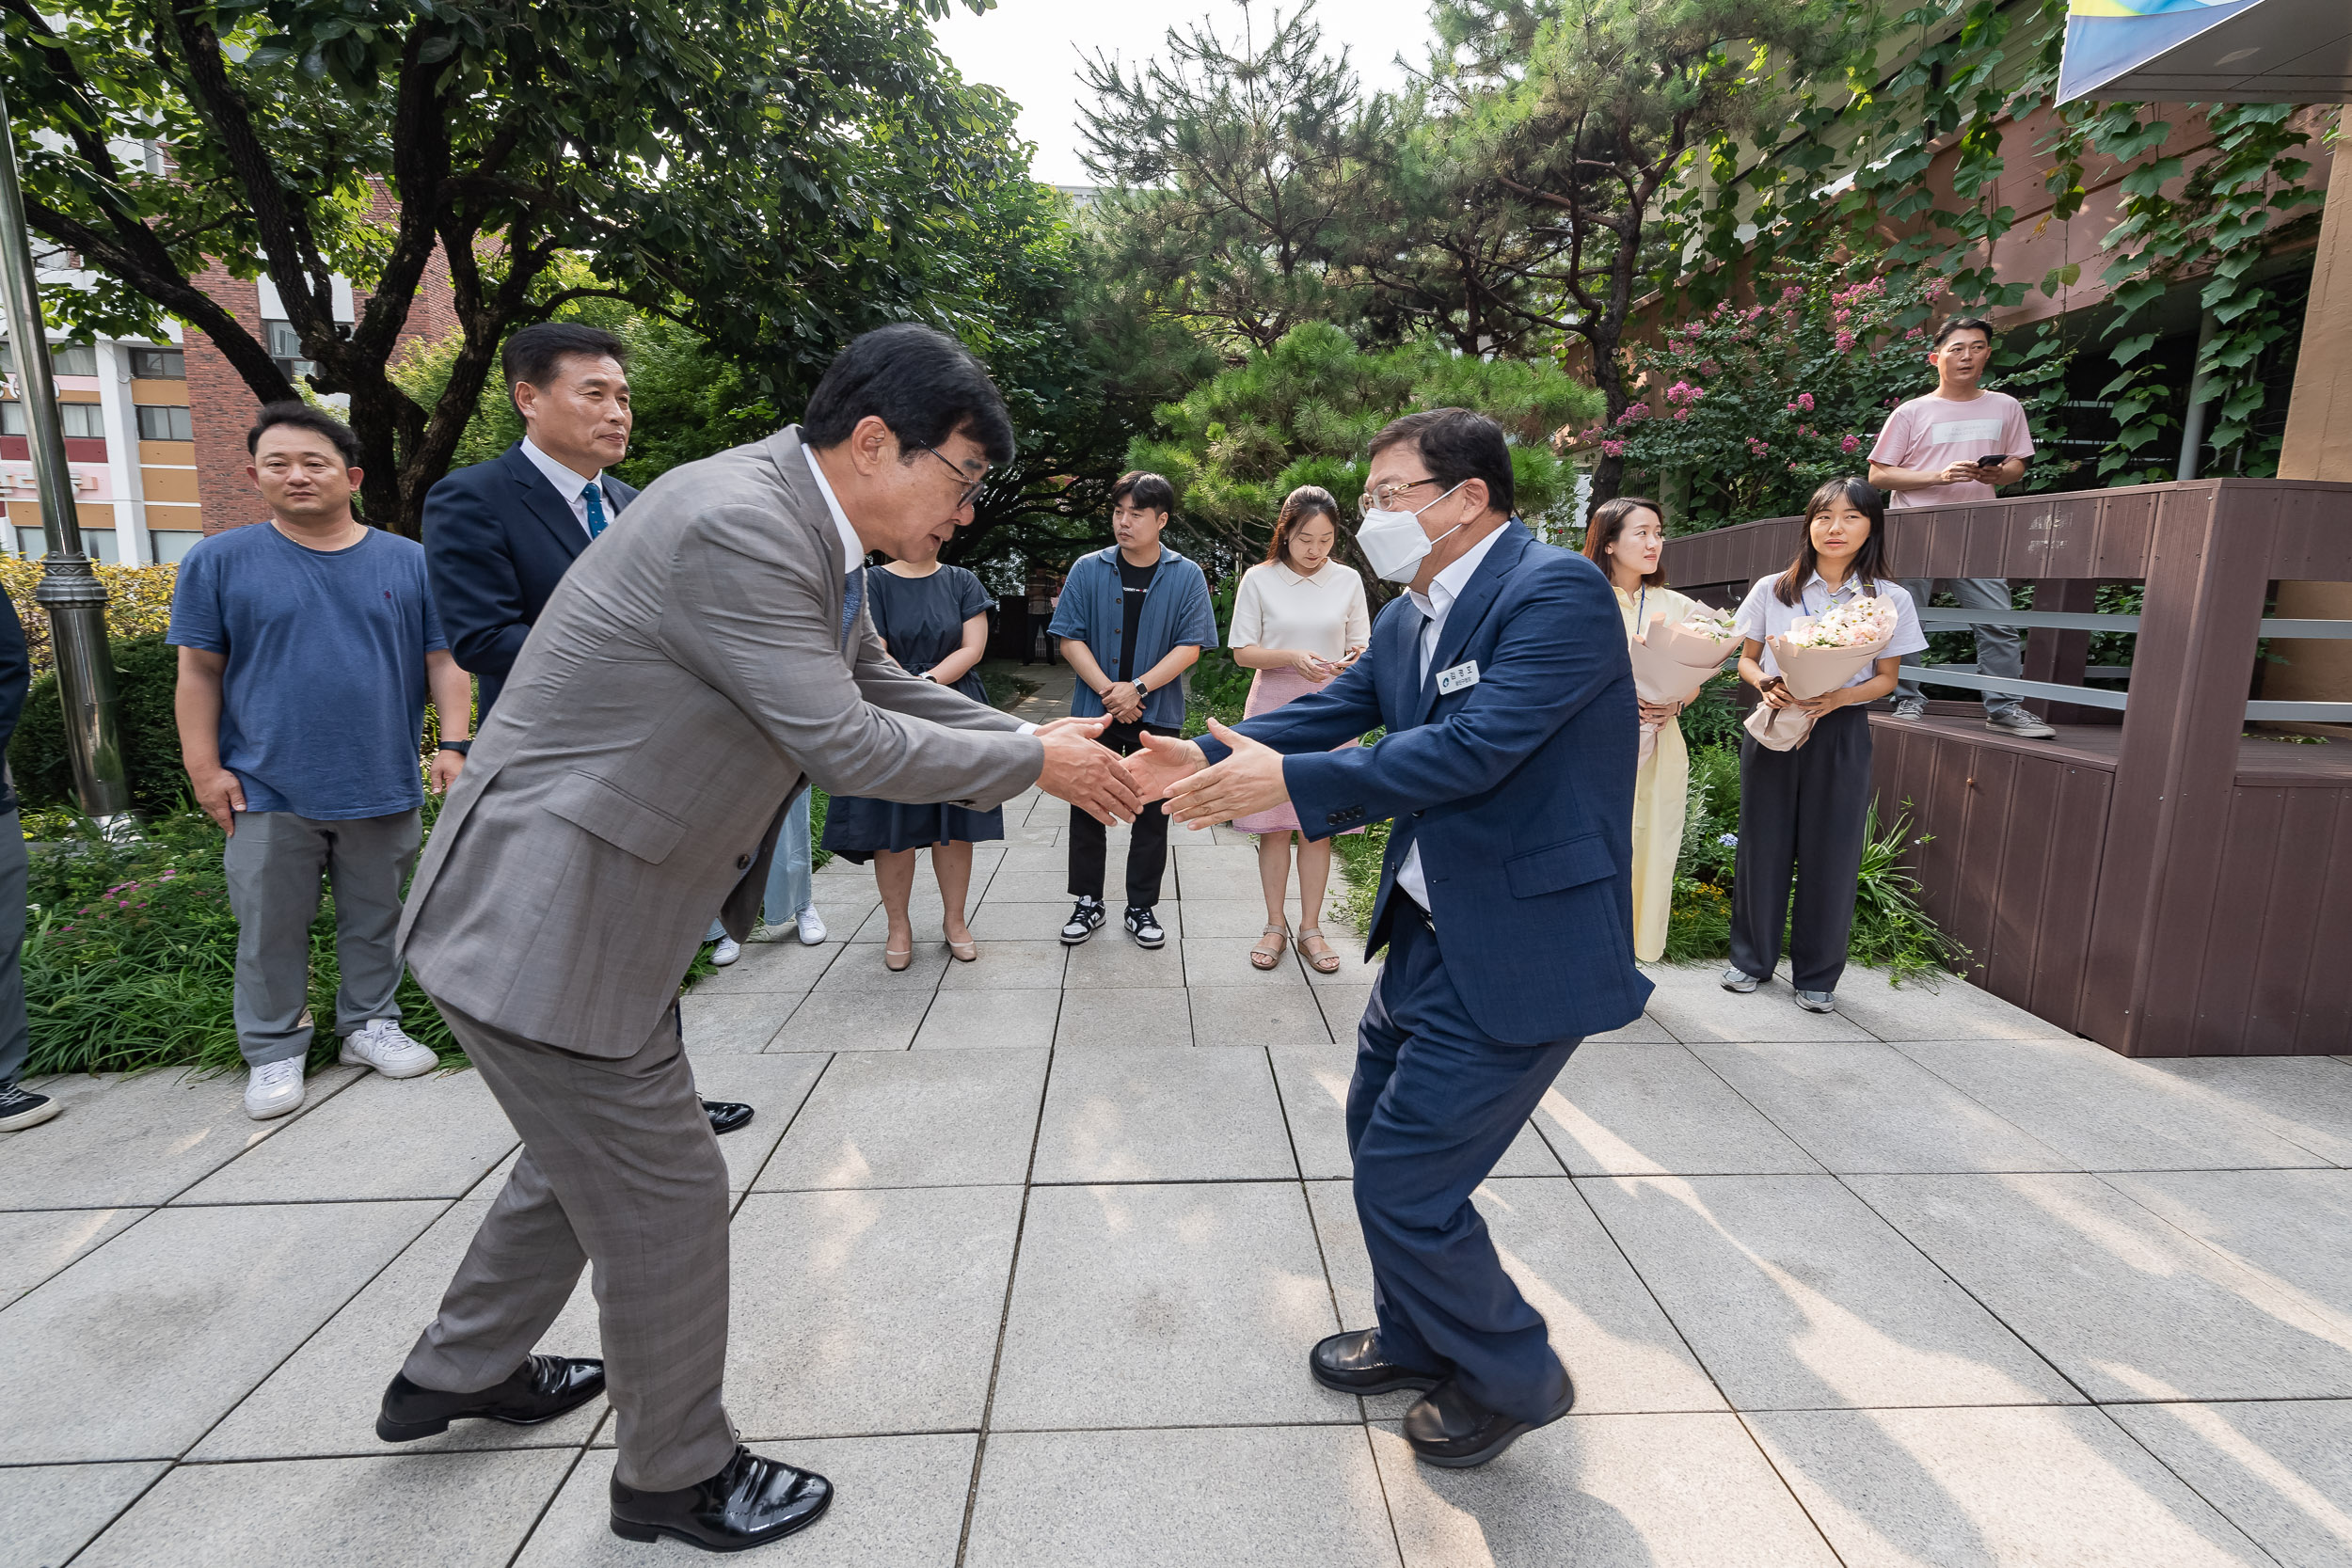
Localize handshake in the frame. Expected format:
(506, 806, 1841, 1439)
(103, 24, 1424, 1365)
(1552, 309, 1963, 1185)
(1033, 716, 1290, 829)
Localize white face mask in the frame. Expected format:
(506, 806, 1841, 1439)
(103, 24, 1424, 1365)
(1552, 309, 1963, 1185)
(1357, 481, 1469, 583)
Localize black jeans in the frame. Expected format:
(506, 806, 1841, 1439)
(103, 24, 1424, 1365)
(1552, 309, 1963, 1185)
(1068, 720, 1178, 910)
(1728, 704, 1873, 993)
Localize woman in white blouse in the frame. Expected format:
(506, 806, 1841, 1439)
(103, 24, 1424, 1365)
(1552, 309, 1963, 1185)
(1227, 485, 1373, 974)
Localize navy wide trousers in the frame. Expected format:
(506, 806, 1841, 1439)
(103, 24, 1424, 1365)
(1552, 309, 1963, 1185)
(1347, 910, 1581, 1422)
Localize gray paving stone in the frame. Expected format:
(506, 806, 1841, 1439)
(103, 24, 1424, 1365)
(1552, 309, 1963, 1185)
(1168, 864, 1266, 901)
(1828, 969, 2075, 1041)
(813, 942, 951, 992)
(1311, 982, 1375, 1039)
(1537, 1043, 1821, 1177)
(0, 1199, 442, 1462)
(849, 894, 980, 946)
(1188, 985, 1334, 1046)
(2141, 1056, 2352, 1166)
(991, 1182, 1351, 1430)
(936, 939, 1068, 990)
(0, 1460, 167, 1568)
(2106, 1400, 2352, 1568)
(1588, 1014, 1677, 1042)
(1748, 1405, 2277, 1567)
(1309, 1179, 1725, 1417)
(770, 990, 931, 1052)
(1581, 1174, 2079, 1410)
(0, 1205, 145, 1308)
(754, 1049, 1045, 1190)
(1851, 1173, 2352, 1402)
(1174, 897, 1287, 938)
(967, 900, 1086, 942)
(0, 1064, 360, 1210)
(523, 1436, 976, 1567)
(991, 846, 1069, 876)
(1270, 1037, 1559, 1180)
(983, 870, 1084, 905)
(1054, 987, 1193, 1049)
(965, 1426, 1397, 1568)
(193, 1198, 603, 1461)
(2105, 1169, 2352, 1323)
(678, 990, 794, 1053)
(1894, 1037, 2327, 1171)
(1035, 1045, 1295, 1183)
(178, 1067, 519, 1204)
(1373, 1415, 1838, 1568)
(689, 937, 845, 994)
(723, 1186, 1022, 1438)
(1170, 842, 1262, 874)
(910, 988, 1059, 1050)
(1639, 962, 1875, 1043)
(1692, 1039, 2078, 1174)
(685, 1053, 829, 1192)
(1061, 933, 1186, 989)
(71, 1449, 575, 1568)
(1182, 935, 1310, 989)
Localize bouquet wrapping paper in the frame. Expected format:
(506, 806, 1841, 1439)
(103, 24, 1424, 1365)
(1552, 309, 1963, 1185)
(1742, 596, 1898, 752)
(1630, 606, 1740, 764)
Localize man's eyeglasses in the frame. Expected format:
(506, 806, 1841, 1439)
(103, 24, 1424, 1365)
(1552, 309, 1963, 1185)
(917, 442, 990, 509)
(1358, 477, 1438, 515)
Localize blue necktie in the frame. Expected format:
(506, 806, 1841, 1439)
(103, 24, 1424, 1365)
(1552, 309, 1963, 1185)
(580, 482, 608, 539)
(839, 567, 864, 647)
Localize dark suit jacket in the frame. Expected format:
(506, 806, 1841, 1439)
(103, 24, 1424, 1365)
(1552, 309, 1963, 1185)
(422, 443, 640, 716)
(1198, 521, 1651, 1044)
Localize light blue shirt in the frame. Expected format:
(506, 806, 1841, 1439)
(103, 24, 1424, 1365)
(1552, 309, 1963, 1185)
(1048, 544, 1220, 729)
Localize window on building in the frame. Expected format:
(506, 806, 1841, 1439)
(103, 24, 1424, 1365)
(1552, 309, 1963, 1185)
(149, 530, 201, 564)
(1, 402, 109, 439)
(130, 347, 185, 379)
(135, 404, 193, 441)
(263, 319, 316, 383)
(0, 403, 19, 436)
(48, 342, 99, 377)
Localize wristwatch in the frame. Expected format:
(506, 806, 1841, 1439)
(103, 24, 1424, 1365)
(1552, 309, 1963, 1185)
(438, 738, 472, 755)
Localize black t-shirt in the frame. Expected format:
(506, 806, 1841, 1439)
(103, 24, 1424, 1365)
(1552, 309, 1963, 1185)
(1117, 553, 1159, 682)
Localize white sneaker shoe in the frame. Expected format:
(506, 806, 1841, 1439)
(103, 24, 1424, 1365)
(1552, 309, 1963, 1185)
(710, 936, 742, 966)
(794, 905, 827, 945)
(341, 1018, 438, 1079)
(245, 1058, 307, 1120)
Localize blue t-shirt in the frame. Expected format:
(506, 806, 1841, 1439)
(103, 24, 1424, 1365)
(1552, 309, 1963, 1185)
(167, 523, 447, 819)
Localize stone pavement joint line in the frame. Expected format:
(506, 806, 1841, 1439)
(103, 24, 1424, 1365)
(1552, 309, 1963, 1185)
(8, 787, 2352, 1564)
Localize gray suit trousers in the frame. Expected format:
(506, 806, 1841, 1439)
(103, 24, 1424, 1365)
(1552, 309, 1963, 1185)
(402, 996, 735, 1492)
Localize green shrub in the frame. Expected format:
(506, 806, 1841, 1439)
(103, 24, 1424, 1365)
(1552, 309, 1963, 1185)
(10, 633, 189, 816)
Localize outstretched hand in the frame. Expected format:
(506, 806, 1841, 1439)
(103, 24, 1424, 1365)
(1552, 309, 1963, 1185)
(1122, 729, 1207, 802)
(1035, 721, 1141, 826)
(1163, 718, 1289, 828)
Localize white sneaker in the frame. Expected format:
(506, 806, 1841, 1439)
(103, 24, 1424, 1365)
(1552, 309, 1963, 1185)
(341, 1018, 438, 1079)
(794, 905, 827, 945)
(710, 936, 742, 966)
(245, 1058, 307, 1120)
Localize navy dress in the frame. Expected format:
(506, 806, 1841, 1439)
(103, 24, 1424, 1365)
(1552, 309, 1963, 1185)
(820, 563, 1006, 862)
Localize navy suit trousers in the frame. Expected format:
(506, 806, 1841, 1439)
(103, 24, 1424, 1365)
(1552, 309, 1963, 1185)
(1347, 910, 1581, 1421)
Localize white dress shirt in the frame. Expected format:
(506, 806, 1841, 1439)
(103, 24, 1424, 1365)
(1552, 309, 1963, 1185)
(1732, 572, 1928, 686)
(519, 437, 604, 537)
(1394, 524, 1509, 911)
(1228, 559, 1372, 660)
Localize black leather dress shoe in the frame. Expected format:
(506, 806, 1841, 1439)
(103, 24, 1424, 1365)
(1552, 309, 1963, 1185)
(703, 1099, 755, 1136)
(376, 1355, 605, 1441)
(611, 1445, 833, 1551)
(1402, 1374, 1576, 1468)
(1310, 1329, 1446, 1396)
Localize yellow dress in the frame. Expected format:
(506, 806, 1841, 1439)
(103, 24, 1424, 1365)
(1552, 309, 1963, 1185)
(1618, 584, 1693, 962)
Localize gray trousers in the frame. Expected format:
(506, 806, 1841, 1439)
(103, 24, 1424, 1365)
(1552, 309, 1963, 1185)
(0, 809, 27, 1086)
(403, 996, 736, 1492)
(1896, 578, 2025, 712)
(222, 808, 421, 1067)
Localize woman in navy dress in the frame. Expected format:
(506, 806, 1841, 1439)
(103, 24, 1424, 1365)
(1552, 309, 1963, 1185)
(820, 558, 1003, 970)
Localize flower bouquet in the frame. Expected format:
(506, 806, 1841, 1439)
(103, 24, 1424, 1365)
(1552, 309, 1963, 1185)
(1630, 605, 1741, 763)
(1743, 594, 1898, 752)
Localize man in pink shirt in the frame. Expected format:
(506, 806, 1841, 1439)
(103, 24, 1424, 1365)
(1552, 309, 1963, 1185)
(1867, 316, 2056, 740)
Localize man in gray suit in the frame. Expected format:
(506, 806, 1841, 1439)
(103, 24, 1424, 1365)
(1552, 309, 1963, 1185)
(373, 325, 1137, 1553)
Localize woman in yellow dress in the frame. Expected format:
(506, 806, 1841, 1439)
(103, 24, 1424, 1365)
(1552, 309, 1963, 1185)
(1582, 497, 1692, 962)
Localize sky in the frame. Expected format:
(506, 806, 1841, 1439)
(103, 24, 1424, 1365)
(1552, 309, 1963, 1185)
(930, 0, 1438, 187)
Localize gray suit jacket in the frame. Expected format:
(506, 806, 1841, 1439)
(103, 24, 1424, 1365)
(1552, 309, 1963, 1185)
(400, 426, 1041, 1056)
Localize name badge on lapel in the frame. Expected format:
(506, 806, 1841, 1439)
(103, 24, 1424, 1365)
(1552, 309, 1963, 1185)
(1435, 659, 1480, 695)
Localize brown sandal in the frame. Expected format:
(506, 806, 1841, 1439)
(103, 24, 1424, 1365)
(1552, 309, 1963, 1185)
(1297, 927, 1342, 974)
(1249, 923, 1291, 971)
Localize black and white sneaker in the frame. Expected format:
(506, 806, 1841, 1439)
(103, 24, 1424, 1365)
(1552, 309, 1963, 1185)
(0, 1080, 60, 1131)
(1060, 896, 1106, 945)
(1124, 905, 1167, 949)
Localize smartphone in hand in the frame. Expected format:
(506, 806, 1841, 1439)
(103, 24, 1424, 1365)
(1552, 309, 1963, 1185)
(1979, 453, 2009, 467)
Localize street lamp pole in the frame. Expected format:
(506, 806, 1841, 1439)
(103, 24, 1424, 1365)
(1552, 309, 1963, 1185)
(0, 81, 131, 823)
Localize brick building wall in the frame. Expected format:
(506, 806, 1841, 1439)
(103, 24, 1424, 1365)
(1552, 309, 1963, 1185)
(183, 262, 262, 537)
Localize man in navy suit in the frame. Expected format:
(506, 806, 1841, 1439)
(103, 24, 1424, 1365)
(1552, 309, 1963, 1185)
(1132, 407, 1651, 1468)
(421, 322, 640, 721)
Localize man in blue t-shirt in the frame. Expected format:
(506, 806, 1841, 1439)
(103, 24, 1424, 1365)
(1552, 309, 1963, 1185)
(170, 404, 475, 1121)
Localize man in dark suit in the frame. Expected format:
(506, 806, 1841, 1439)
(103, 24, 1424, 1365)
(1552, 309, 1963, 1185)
(422, 322, 639, 721)
(1131, 407, 1651, 1469)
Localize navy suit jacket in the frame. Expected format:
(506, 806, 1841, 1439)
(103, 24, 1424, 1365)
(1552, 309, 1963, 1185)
(421, 443, 640, 716)
(1200, 521, 1652, 1044)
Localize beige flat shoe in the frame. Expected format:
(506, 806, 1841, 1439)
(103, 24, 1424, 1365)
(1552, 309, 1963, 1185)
(1250, 923, 1291, 971)
(946, 929, 977, 963)
(1297, 927, 1342, 975)
(883, 944, 914, 973)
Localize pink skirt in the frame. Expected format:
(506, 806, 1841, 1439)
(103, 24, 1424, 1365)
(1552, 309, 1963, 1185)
(1232, 665, 1364, 836)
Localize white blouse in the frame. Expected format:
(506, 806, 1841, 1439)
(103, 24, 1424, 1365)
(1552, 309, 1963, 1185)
(1228, 560, 1372, 662)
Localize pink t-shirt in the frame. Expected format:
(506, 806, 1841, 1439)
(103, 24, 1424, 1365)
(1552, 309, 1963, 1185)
(1868, 390, 2034, 509)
